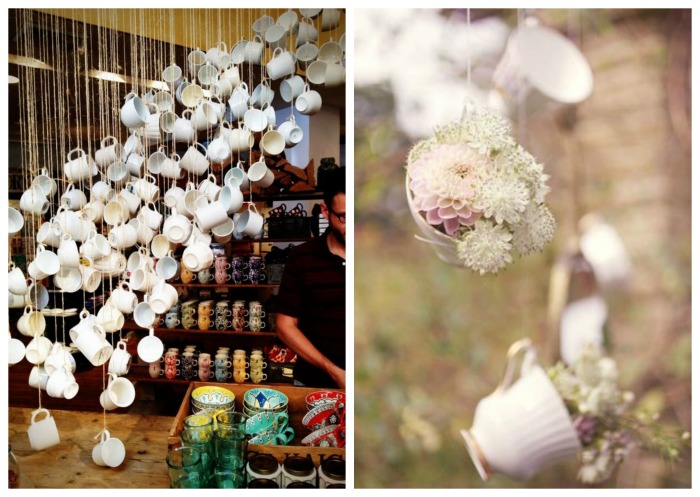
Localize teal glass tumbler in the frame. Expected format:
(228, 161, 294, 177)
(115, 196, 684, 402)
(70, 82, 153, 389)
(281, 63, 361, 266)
(166, 446, 203, 488)
(181, 428, 214, 478)
(213, 426, 247, 470)
(212, 466, 246, 488)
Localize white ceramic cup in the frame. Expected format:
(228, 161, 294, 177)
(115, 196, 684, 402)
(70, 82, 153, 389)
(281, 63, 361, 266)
(53, 266, 83, 293)
(225, 164, 250, 190)
(461, 339, 581, 481)
(260, 129, 286, 156)
(163, 209, 193, 244)
(151, 234, 173, 259)
(70, 311, 113, 367)
(280, 75, 305, 102)
(192, 98, 218, 130)
(296, 18, 319, 47)
(266, 47, 295, 80)
(162, 63, 183, 92)
(17, 305, 47, 337)
(194, 200, 230, 232)
(217, 184, 244, 215)
(130, 266, 162, 293)
(228, 127, 254, 153)
(182, 241, 214, 272)
(121, 92, 149, 129)
(248, 160, 275, 188)
(9, 207, 24, 234)
(149, 280, 179, 315)
(58, 234, 81, 268)
(91, 179, 115, 203)
(159, 154, 184, 180)
(180, 142, 210, 176)
(9, 335, 26, 366)
(20, 186, 50, 215)
(64, 147, 97, 182)
(138, 202, 163, 231)
(104, 372, 136, 408)
(61, 183, 88, 211)
(207, 136, 232, 164)
(163, 184, 186, 209)
(8, 264, 28, 295)
(108, 340, 132, 376)
(137, 327, 164, 363)
(212, 217, 235, 243)
(278, 118, 304, 147)
(110, 281, 138, 315)
(28, 365, 50, 390)
(118, 187, 141, 215)
(250, 80, 275, 108)
(93, 429, 126, 468)
(306, 59, 327, 85)
(31, 167, 58, 199)
(103, 199, 129, 226)
(155, 252, 179, 281)
(188, 48, 207, 77)
(27, 408, 60, 451)
(237, 204, 265, 237)
(96, 299, 125, 334)
(25, 334, 53, 365)
(108, 222, 138, 250)
(82, 199, 105, 223)
(296, 85, 323, 115)
(95, 135, 124, 168)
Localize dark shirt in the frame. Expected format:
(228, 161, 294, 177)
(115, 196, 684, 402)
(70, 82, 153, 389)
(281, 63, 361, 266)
(274, 233, 345, 387)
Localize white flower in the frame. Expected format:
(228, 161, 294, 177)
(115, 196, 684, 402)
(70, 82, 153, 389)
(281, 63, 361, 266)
(511, 203, 556, 256)
(598, 357, 618, 381)
(474, 172, 530, 225)
(456, 220, 513, 275)
(578, 464, 600, 484)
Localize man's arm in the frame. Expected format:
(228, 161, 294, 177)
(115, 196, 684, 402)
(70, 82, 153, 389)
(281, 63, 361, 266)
(275, 313, 346, 388)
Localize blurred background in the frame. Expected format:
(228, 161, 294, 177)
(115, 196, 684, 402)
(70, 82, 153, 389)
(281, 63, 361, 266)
(354, 9, 691, 488)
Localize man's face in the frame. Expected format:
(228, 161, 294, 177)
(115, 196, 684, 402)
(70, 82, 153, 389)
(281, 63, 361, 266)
(322, 192, 346, 246)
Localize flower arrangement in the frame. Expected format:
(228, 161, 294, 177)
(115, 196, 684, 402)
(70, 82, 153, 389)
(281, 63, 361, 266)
(405, 103, 555, 274)
(548, 345, 690, 484)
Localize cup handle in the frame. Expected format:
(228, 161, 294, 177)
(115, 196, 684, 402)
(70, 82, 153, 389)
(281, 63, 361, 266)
(496, 338, 536, 393)
(31, 407, 51, 424)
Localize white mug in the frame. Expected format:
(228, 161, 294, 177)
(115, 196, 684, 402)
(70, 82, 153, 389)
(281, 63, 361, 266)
(187, 48, 207, 78)
(108, 340, 132, 376)
(149, 280, 179, 315)
(25, 334, 53, 366)
(20, 186, 50, 215)
(8, 264, 28, 295)
(163, 184, 186, 209)
(207, 136, 231, 164)
(110, 281, 138, 315)
(228, 127, 254, 153)
(278, 118, 304, 147)
(28, 365, 50, 390)
(120, 92, 149, 129)
(58, 234, 81, 268)
(163, 209, 193, 244)
(182, 241, 214, 272)
(248, 160, 275, 188)
(95, 135, 124, 168)
(31, 167, 58, 199)
(137, 327, 164, 363)
(194, 200, 229, 232)
(260, 129, 286, 156)
(108, 222, 138, 250)
(296, 84, 323, 115)
(237, 204, 265, 237)
(266, 47, 295, 80)
(162, 63, 183, 93)
(27, 408, 60, 451)
(82, 199, 105, 223)
(96, 299, 125, 334)
(70, 311, 113, 367)
(9, 207, 24, 234)
(180, 142, 210, 176)
(64, 147, 98, 182)
(61, 183, 88, 211)
(93, 429, 126, 468)
(280, 75, 305, 102)
(9, 334, 26, 366)
(217, 184, 244, 215)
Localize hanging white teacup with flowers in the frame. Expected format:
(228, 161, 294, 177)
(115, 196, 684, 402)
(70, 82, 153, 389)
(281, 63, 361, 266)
(406, 101, 555, 274)
(461, 338, 581, 481)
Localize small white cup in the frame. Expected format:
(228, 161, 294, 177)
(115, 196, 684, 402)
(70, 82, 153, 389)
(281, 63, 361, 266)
(27, 408, 61, 451)
(93, 429, 126, 467)
(296, 84, 323, 115)
(237, 204, 265, 237)
(248, 160, 275, 187)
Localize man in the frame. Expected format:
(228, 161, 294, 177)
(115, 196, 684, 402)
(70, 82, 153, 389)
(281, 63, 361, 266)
(275, 166, 346, 388)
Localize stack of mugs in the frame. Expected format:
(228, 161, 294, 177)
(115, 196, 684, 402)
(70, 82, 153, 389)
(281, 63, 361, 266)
(164, 304, 181, 329)
(198, 300, 214, 331)
(231, 256, 249, 284)
(248, 256, 266, 285)
(232, 349, 249, 384)
(181, 300, 197, 329)
(215, 349, 232, 382)
(214, 255, 231, 284)
(250, 351, 268, 384)
(232, 300, 248, 332)
(215, 301, 232, 330)
(164, 348, 180, 379)
(248, 301, 266, 332)
(181, 345, 198, 380)
(198, 352, 213, 381)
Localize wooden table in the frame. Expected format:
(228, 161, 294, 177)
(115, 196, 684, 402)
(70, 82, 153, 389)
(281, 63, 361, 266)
(9, 407, 172, 488)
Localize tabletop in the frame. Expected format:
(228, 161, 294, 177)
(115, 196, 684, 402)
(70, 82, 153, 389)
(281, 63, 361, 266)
(9, 406, 172, 488)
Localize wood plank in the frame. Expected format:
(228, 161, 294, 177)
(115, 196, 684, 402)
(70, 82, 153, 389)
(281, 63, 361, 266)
(9, 407, 172, 488)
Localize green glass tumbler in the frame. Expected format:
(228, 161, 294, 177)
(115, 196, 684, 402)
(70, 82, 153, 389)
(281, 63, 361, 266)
(181, 428, 214, 479)
(213, 426, 247, 470)
(216, 411, 249, 433)
(212, 466, 246, 488)
(166, 446, 203, 488)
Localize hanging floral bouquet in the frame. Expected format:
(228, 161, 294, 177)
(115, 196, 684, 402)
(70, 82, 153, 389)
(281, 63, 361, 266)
(405, 103, 555, 274)
(548, 345, 690, 484)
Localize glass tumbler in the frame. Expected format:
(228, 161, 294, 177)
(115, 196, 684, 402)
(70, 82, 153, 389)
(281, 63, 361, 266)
(166, 446, 203, 488)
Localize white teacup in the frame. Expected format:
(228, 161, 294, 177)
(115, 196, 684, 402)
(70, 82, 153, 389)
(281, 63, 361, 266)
(28, 408, 60, 451)
(212, 217, 235, 243)
(188, 48, 207, 77)
(93, 429, 126, 467)
(182, 241, 214, 272)
(248, 160, 275, 187)
(250, 80, 274, 108)
(96, 299, 125, 334)
(53, 266, 83, 293)
(296, 84, 323, 115)
(278, 118, 304, 147)
(8, 264, 27, 295)
(9, 207, 24, 234)
(25, 335, 53, 365)
(266, 47, 295, 80)
(225, 163, 250, 190)
(58, 234, 81, 268)
(155, 252, 180, 281)
(132, 174, 160, 203)
(217, 184, 244, 215)
(61, 184, 88, 211)
(324, 57, 346, 88)
(103, 200, 129, 226)
(149, 280, 179, 315)
(461, 339, 581, 481)
(264, 24, 288, 51)
(137, 327, 164, 363)
(64, 147, 98, 182)
(243, 35, 265, 64)
(162, 63, 183, 93)
(159, 154, 184, 180)
(108, 340, 132, 376)
(82, 200, 105, 223)
(163, 209, 193, 244)
(101, 373, 136, 409)
(138, 201, 163, 231)
(321, 8, 342, 31)
(237, 204, 265, 237)
(133, 295, 157, 328)
(296, 18, 319, 47)
(164, 184, 186, 209)
(260, 129, 286, 156)
(118, 187, 140, 215)
(151, 234, 174, 259)
(280, 74, 305, 102)
(95, 135, 124, 168)
(108, 222, 138, 250)
(207, 136, 231, 165)
(80, 229, 111, 259)
(70, 311, 113, 367)
(17, 305, 46, 337)
(130, 266, 162, 294)
(121, 92, 149, 129)
(28, 366, 50, 390)
(110, 281, 138, 315)
(34, 244, 61, 277)
(9, 334, 26, 366)
(180, 142, 210, 176)
(194, 200, 229, 233)
(31, 167, 58, 199)
(91, 179, 114, 203)
(228, 127, 254, 153)
(20, 186, 50, 215)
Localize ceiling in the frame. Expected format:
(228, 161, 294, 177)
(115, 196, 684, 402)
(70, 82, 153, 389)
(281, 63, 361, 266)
(8, 9, 345, 144)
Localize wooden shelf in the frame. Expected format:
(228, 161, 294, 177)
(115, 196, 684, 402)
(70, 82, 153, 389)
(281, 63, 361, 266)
(256, 191, 324, 202)
(170, 283, 279, 289)
(122, 323, 275, 337)
(129, 366, 291, 388)
(230, 237, 313, 243)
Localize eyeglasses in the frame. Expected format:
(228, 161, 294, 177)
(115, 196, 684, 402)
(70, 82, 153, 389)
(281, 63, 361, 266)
(327, 206, 346, 224)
